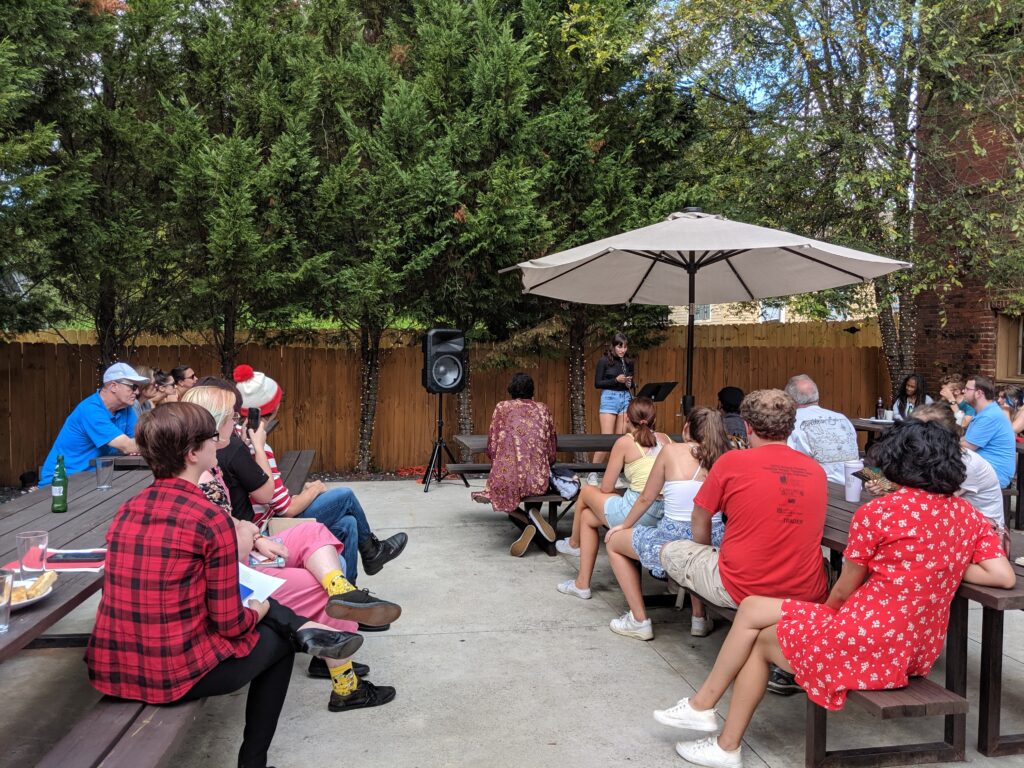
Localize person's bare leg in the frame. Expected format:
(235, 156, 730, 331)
(570, 485, 605, 548)
(593, 412, 618, 465)
(689, 597, 786, 711)
(302, 544, 346, 583)
(575, 506, 609, 590)
(614, 410, 629, 435)
(691, 593, 706, 619)
(607, 529, 647, 621)
(716, 626, 791, 751)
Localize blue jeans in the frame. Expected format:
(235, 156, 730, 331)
(300, 488, 371, 582)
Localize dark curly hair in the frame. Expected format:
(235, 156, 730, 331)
(507, 372, 534, 400)
(873, 419, 966, 494)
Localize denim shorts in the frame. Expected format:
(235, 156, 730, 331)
(600, 389, 632, 415)
(604, 488, 663, 527)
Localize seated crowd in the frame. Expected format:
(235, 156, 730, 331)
(37, 359, 1020, 768)
(473, 369, 1017, 768)
(40, 361, 410, 768)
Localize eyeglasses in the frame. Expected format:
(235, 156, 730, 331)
(964, 386, 977, 392)
(202, 432, 223, 444)
(115, 380, 139, 392)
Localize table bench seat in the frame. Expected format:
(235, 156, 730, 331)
(37, 697, 204, 768)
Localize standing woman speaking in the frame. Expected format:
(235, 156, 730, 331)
(591, 332, 635, 484)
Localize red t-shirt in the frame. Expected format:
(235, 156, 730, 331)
(694, 443, 829, 604)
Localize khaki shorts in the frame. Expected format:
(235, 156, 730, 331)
(659, 540, 738, 609)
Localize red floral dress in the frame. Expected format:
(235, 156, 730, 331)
(777, 486, 1005, 710)
(481, 398, 557, 513)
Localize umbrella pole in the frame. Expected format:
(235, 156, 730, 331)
(682, 266, 695, 417)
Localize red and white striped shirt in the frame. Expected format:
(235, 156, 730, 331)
(250, 442, 292, 529)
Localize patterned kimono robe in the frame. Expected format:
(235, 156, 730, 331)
(484, 399, 557, 512)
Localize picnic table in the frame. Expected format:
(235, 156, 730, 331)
(825, 482, 1024, 757)
(0, 467, 150, 662)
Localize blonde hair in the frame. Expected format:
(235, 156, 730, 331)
(181, 385, 236, 429)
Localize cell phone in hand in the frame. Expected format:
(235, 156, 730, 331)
(247, 406, 261, 433)
(852, 468, 880, 483)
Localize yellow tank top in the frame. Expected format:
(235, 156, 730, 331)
(623, 436, 668, 492)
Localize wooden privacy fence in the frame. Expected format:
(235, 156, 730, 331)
(0, 321, 890, 486)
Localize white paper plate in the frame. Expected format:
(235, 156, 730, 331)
(863, 417, 894, 423)
(10, 579, 55, 611)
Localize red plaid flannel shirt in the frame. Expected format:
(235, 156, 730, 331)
(86, 477, 259, 703)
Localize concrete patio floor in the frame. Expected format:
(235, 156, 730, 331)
(2, 477, 1024, 768)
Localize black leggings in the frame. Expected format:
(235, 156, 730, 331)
(180, 600, 307, 768)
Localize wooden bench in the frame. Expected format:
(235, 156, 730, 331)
(279, 449, 315, 496)
(37, 697, 205, 768)
(675, 597, 967, 768)
(450, 462, 586, 556)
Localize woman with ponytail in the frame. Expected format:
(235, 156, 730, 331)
(555, 398, 671, 597)
(602, 408, 731, 640)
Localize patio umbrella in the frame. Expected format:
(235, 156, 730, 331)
(502, 211, 911, 413)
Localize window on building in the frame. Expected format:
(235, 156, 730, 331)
(995, 314, 1024, 381)
(693, 304, 711, 322)
(759, 304, 782, 323)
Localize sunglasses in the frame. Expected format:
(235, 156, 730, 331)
(115, 380, 140, 392)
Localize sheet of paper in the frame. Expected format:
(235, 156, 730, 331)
(238, 563, 285, 605)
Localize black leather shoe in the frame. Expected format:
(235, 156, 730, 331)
(358, 622, 390, 632)
(294, 628, 363, 659)
(360, 532, 409, 576)
(326, 589, 402, 627)
(328, 680, 396, 711)
(308, 656, 370, 679)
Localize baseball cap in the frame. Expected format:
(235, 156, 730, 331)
(102, 362, 151, 385)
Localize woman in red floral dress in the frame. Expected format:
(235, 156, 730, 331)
(472, 373, 557, 555)
(652, 419, 1016, 768)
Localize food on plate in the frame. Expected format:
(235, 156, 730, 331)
(11, 571, 58, 604)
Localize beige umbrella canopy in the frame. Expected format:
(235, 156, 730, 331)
(504, 211, 911, 412)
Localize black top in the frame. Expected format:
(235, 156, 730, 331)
(216, 433, 268, 522)
(594, 355, 635, 391)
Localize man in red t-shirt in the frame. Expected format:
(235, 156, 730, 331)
(661, 389, 828, 618)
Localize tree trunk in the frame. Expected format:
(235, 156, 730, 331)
(218, 298, 238, 376)
(356, 324, 383, 473)
(456, 355, 473, 462)
(95, 279, 119, 369)
(567, 309, 588, 462)
(874, 279, 916, 402)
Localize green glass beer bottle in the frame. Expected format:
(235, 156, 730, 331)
(51, 455, 68, 513)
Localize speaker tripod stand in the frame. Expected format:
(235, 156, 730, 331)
(422, 394, 470, 493)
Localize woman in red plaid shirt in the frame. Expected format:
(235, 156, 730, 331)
(86, 403, 366, 768)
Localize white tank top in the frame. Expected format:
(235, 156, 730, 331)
(662, 464, 720, 524)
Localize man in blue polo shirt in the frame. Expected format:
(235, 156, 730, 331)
(964, 374, 1017, 488)
(40, 362, 150, 485)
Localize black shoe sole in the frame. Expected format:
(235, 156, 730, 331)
(308, 659, 371, 679)
(328, 685, 397, 712)
(302, 633, 364, 660)
(326, 596, 402, 627)
(358, 623, 390, 632)
(766, 683, 804, 696)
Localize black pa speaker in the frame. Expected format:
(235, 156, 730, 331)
(422, 328, 466, 394)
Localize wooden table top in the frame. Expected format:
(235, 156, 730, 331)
(0, 469, 152, 663)
(454, 432, 685, 455)
(824, 483, 1024, 611)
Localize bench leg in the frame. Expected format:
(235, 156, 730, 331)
(976, 606, 1024, 756)
(805, 694, 965, 768)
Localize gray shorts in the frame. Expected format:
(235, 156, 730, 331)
(659, 539, 738, 609)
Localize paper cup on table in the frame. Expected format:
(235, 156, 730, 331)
(96, 456, 115, 490)
(883, 409, 893, 421)
(843, 460, 865, 503)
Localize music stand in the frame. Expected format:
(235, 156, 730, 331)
(635, 381, 677, 402)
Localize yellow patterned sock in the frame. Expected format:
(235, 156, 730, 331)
(330, 661, 358, 696)
(320, 569, 355, 596)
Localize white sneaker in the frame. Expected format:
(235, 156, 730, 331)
(609, 610, 654, 640)
(556, 579, 592, 599)
(675, 736, 742, 767)
(653, 698, 719, 731)
(527, 508, 556, 542)
(555, 538, 581, 556)
(690, 615, 714, 637)
(587, 472, 599, 486)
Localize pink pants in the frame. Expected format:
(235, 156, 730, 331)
(272, 522, 358, 633)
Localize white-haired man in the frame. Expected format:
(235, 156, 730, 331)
(784, 374, 859, 484)
(40, 362, 148, 484)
